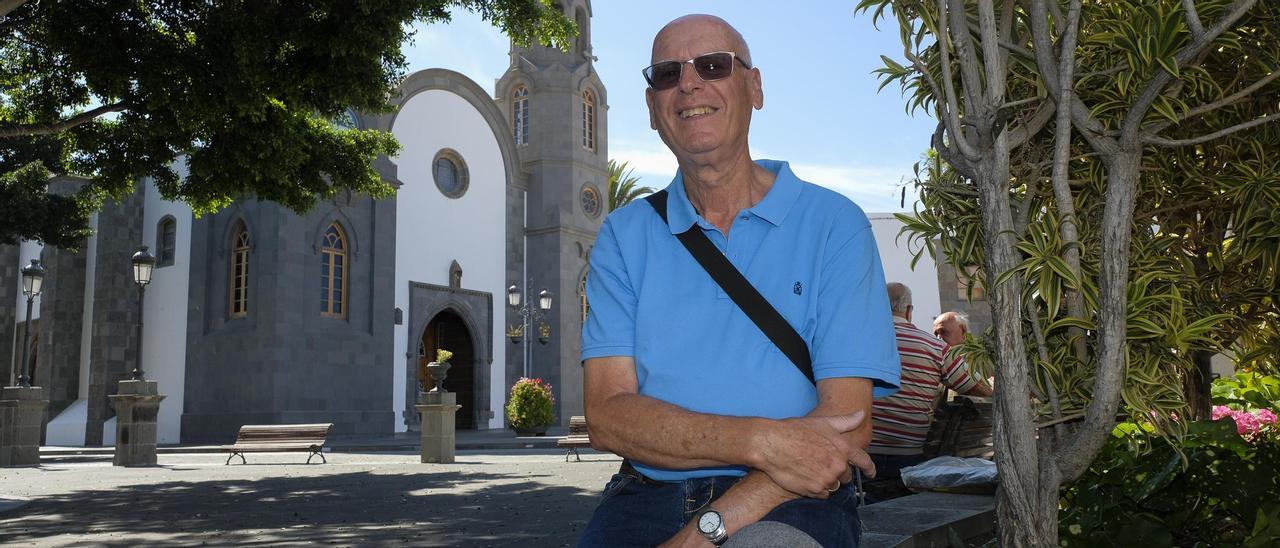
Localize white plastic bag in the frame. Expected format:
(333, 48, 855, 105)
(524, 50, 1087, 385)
(899, 456, 998, 491)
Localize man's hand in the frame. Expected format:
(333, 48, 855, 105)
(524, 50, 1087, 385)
(750, 412, 866, 499)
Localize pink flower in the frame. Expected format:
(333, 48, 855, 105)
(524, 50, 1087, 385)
(1233, 411, 1261, 435)
(1255, 408, 1277, 425)
(1212, 405, 1232, 421)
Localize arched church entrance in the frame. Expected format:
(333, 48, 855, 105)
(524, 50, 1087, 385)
(420, 309, 475, 430)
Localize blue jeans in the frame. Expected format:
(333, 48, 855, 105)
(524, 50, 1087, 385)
(578, 466, 862, 547)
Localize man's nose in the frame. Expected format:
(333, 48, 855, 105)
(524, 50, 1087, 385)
(676, 60, 702, 93)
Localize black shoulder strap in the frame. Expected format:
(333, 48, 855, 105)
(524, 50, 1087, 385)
(645, 190, 815, 385)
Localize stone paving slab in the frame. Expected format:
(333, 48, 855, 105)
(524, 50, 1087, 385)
(1, 449, 619, 547)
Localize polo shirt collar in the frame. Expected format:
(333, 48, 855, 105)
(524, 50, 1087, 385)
(661, 159, 802, 234)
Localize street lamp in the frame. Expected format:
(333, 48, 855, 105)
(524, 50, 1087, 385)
(16, 259, 46, 388)
(130, 246, 156, 381)
(508, 282, 553, 377)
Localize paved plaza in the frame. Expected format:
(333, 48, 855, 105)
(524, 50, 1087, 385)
(0, 449, 618, 547)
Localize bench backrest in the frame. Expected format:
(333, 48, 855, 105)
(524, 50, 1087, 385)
(568, 415, 588, 435)
(924, 397, 993, 459)
(234, 423, 333, 444)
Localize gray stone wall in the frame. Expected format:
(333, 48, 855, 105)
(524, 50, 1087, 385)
(497, 0, 606, 425)
(83, 189, 146, 445)
(935, 257, 992, 337)
(34, 236, 89, 430)
(182, 194, 396, 443)
(0, 245, 18, 386)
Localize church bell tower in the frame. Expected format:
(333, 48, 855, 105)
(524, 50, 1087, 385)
(496, 0, 607, 425)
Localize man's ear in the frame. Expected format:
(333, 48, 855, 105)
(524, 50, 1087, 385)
(750, 67, 764, 110)
(646, 88, 658, 129)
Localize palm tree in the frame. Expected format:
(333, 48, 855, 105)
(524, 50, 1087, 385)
(608, 159, 655, 211)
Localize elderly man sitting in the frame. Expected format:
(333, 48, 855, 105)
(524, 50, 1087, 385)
(868, 284, 992, 483)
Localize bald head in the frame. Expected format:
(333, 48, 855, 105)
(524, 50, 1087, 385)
(886, 283, 912, 320)
(933, 311, 969, 346)
(651, 14, 752, 66)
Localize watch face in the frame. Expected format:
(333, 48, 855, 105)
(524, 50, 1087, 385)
(698, 510, 721, 534)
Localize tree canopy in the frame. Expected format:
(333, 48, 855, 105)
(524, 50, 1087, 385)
(858, 0, 1279, 544)
(0, 0, 575, 248)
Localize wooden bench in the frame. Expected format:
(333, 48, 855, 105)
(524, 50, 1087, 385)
(556, 415, 591, 462)
(221, 423, 334, 465)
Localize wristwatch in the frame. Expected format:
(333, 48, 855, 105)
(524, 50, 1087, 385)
(696, 508, 728, 545)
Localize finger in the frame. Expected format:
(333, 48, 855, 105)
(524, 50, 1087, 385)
(839, 463, 855, 485)
(849, 449, 876, 479)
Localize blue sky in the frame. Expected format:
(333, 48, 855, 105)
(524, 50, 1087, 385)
(403, 1, 936, 212)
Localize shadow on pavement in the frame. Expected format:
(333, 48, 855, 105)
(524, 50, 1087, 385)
(1, 469, 601, 546)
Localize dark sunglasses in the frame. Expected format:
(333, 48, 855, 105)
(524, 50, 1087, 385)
(642, 51, 751, 91)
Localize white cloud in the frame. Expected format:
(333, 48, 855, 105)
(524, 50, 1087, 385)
(786, 162, 914, 213)
(609, 142, 913, 212)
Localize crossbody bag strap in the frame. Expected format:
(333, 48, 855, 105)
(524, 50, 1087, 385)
(645, 190, 815, 385)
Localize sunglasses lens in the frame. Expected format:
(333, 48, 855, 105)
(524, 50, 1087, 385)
(645, 61, 684, 90)
(693, 53, 734, 81)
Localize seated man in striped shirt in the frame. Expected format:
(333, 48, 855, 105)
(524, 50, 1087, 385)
(868, 283, 993, 481)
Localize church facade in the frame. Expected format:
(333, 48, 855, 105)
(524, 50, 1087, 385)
(1, 1, 607, 445)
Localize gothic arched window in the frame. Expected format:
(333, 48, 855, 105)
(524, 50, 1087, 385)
(582, 89, 596, 151)
(157, 216, 177, 267)
(321, 223, 348, 318)
(513, 86, 529, 146)
(230, 222, 250, 318)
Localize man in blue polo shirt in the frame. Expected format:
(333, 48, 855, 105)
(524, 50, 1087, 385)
(578, 14, 899, 547)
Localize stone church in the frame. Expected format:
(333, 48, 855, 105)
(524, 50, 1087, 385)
(1, 1, 607, 445)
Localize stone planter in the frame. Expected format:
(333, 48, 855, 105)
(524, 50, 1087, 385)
(425, 361, 451, 392)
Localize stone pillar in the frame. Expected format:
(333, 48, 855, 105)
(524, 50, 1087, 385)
(417, 391, 461, 464)
(0, 386, 47, 467)
(108, 380, 165, 467)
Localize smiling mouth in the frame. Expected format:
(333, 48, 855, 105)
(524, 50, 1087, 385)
(679, 106, 717, 119)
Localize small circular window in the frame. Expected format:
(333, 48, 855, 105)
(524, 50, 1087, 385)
(581, 184, 602, 218)
(432, 149, 469, 199)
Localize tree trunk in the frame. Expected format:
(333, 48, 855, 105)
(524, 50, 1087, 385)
(973, 135, 1059, 547)
(1184, 350, 1215, 420)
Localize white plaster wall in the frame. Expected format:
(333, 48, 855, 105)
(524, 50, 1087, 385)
(140, 177, 194, 444)
(391, 88, 509, 431)
(869, 214, 941, 332)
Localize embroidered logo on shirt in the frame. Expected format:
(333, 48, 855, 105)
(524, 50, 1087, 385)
(793, 282, 803, 295)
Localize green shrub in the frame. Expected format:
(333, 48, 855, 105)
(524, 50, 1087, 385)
(505, 377, 555, 431)
(1060, 375, 1280, 547)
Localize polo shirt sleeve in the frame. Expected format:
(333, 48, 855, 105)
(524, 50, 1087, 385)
(810, 222, 901, 397)
(580, 217, 636, 362)
(940, 345, 982, 394)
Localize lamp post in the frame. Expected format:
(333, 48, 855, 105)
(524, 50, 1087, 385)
(130, 246, 156, 381)
(508, 283, 552, 378)
(16, 259, 46, 388)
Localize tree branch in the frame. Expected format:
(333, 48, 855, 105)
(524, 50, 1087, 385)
(1007, 102, 1056, 148)
(1047, 0, 1092, 393)
(1122, 0, 1260, 139)
(0, 102, 129, 138)
(977, 0, 1007, 105)
(0, 0, 27, 19)
(933, 0, 982, 161)
(1180, 70, 1280, 121)
(1146, 111, 1280, 147)
(1182, 0, 1206, 39)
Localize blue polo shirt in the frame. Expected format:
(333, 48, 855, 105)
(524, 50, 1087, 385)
(581, 160, 900, 481)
